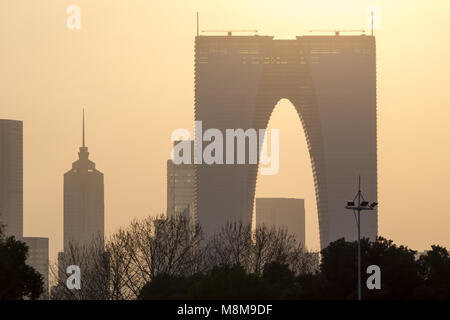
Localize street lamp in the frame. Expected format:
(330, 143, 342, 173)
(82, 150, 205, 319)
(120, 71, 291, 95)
(345, 175, 378, 301)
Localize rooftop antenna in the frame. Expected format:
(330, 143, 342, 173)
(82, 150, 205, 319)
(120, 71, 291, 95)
(82, 108, 85, 148)
(197, 12, 199, 36)
(371, 10, 374, 36)
(309, 29, 365, 36)
(201, 30, 258, 36)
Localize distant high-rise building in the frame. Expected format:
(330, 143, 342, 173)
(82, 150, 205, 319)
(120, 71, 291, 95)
(194, 34, 377, 248)
(256, 198, 306, 246)
(167, 141, 195, 220)
(1, 120, 50, 298)
(63, 111, 104, 251)
(0, 119, 23, 238)
(23, 237, 49, 299)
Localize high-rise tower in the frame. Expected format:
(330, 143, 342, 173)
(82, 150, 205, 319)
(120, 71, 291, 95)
(0, 119, 23, 238)
(167, 141, 195, 220)
(63, 111, 104, 250)
(194, 34, 377, 249)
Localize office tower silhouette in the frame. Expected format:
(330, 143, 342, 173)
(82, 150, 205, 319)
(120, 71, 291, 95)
(63, 111, 104, 250)
(1, 120, 50, 299)
(0, 119, 23, 238)
(167, 141, 195, 220)
(194, 34, 377, 248)
(23, 237, 49, 299)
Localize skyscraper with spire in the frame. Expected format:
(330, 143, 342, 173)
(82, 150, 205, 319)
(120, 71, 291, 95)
(63, 110, 104, 250)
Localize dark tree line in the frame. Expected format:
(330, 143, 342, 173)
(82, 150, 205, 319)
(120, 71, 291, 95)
(52, 215, 205, 300)
(294, 237, 450, 300)
(49, 215, 450, 300)
(52, 216, 315, 300)
(140, 236, 450, 300)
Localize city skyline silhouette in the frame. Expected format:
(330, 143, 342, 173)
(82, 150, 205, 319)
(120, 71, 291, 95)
(1, 1, 450, 269)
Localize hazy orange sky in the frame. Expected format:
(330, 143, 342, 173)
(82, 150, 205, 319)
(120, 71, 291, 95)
(1, 0, 450, 262)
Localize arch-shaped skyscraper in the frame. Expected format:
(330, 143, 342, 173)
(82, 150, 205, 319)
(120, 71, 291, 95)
(194, 34, 377, 249)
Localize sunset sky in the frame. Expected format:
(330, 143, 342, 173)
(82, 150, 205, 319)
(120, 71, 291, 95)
(1, 0, 450, 262)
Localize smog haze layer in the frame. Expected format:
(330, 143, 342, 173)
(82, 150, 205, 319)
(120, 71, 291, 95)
(1, 0, 450, 263)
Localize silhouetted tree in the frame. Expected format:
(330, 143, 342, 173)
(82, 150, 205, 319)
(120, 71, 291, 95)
(298, 237, 421, 299)
(106, 228, 136, 300)
(186, 266, 273, 300)
(364, 237, 421, 299)
(138, 273, 199, 300)
(417, 245, 450, 299)
(205, 221, 315, 276)
(139, 261, 305, 300)
(261, 261, 296, 299)
(50, 236, 109, 300)
(0, 226, 44, 300)
(206, 221, 252, 269)
(139, 266, 275, 300)
(139, 221, 316, 300)
(106, 215, 205, 299)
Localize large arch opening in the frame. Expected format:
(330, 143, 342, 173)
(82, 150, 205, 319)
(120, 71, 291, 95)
(254, 98, 320, 251)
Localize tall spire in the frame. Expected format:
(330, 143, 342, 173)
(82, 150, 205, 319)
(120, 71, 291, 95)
(82, 108, 85, 148)
(77, 108, 90, 163)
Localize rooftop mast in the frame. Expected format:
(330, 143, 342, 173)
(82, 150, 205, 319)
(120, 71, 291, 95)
(82, 108, 85, 148)
(197, 12, 199, 37)
(371, 11, 374, 36)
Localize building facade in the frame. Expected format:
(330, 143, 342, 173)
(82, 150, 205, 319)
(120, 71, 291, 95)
(0, 119, 23, 238)
(167, 141, 196, 221)
(194, 34, 377, 249)
(23, 237, 49, 299)
(255, 198, 305, 246)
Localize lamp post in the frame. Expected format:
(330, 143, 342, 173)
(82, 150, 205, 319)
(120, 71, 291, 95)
(345, 176, 378, 301)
